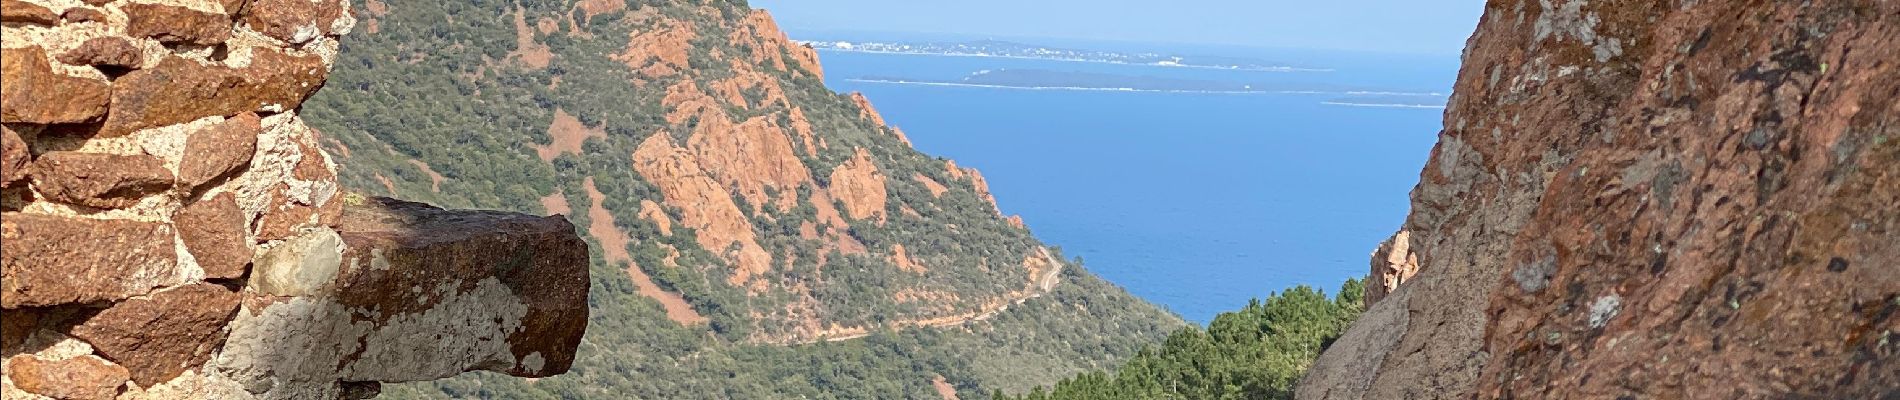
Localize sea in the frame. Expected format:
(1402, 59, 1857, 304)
(800, 31, 1461, 323)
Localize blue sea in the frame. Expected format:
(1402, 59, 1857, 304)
(806, 34, 1458, 323)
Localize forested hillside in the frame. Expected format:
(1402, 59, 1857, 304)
(299, 0, 1183, 397)
(999, 280, 1365, 400)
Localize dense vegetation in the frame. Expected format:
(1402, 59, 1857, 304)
(301, 0, 1185, 397)
(997, 279, 1366, 400)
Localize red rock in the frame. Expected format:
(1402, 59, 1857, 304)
(62, 6, 107, 23)
(1364, 230, 1418, 306)
(27, 151, 174, 209)
(220, 0, 248, 15)
(291, 133, 333, 181)
(176, 193, 251, 279)
(1300, 1, 1900, 399)
(255, 183, 318, 242)
(0, 213, 177, 308)
(67, 283, 241, 386)
(1, 47, 112, 124)
(122, 3, 232, 45)
(177, 112, 260, 189)
(1, 125, 27, 187)
(57, 37, 146, 71)
(7, 355, 130, 400)
(239, 0, 347, 44)
(334, 197, 589, 377)
(0, 0, 57, 25)
(828, 147, 888, 222)
(103, 49, 327, 136)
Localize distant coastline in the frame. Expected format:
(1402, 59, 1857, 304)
(1319, 101, 1447, 109)
(845, 78, 1439, 98)
(800, 39, 1335, 72)
(817, 48, 1337, 72)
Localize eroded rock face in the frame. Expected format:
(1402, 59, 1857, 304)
(829, 147, 888, 222)
(1299, 1, 1900, 399)
(0, 0, 590, 397)
(1364, 230, 1418, 306)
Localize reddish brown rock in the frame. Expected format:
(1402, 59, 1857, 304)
(220, 0, 248, 15)
(28, 152, 174, 209)
(122, 3, 231, 45)
(67, 283, 241, 386)
(62, 6, 106, 23)
(255, 183, 318, 242)
(0, 0, 57, 24)
(1299, 1, 1900, 399)
(103, 49, 327, 136)
(57, 37, 146, 71)
(1, 47, 112, 124)
(1, 125, 27, 187)
(176, 193, 250, 279)
(177, 112, 260, 189)
(828, 147, 888, 222)
(239, 0, 347, 44)
(333, 197, 588, 377)
(1363, 230, 1418, 306)
(0, 213, 177, 308)
(7, 355, 131, 400)
(291, 134, 333, 181)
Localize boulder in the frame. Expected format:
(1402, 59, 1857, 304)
(211, 197, 588, 398)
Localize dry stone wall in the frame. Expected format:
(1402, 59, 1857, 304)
(1, 0, 589, 399)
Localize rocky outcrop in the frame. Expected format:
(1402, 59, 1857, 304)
(0, 0, 590, 398)
(1363, 230, 1418, 306)
(830, 147, 889, 222)
(1299, 1, 1900, 399)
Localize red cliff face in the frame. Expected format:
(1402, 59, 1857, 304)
(1300, 1, 1899, 399)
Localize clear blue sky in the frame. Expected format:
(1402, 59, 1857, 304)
(750, 0, 1485, 55)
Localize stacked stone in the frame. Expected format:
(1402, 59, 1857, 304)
(1, 0, 353, 398)
(1, 0, 589, 398)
